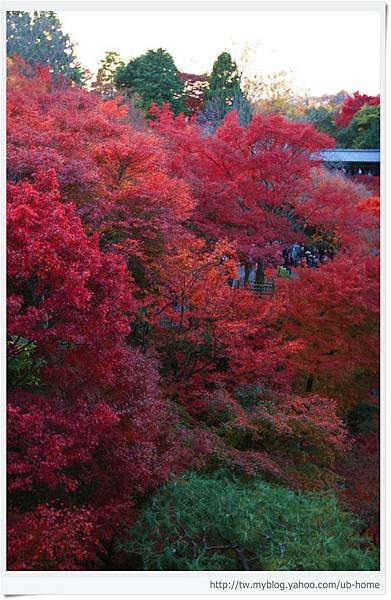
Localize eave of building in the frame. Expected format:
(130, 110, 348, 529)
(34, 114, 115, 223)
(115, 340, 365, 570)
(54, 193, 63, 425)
(314, 149, 380, 163)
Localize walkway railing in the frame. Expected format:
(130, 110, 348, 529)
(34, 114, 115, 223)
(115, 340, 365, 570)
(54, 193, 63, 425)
(231, 279, 275, 295)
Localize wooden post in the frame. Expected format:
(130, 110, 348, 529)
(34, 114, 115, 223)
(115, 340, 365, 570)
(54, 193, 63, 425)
(255, 259, 265, 284)
(244, 263, 253, 285)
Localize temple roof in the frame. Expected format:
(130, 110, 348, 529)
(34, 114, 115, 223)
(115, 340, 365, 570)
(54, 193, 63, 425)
(317, 149, 380, 163)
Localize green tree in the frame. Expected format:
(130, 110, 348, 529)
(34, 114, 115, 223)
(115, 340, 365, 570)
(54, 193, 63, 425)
(201, 51, 251, 128)
(92, 50, 124, 99)
(206, 51, 241, 104)
(305, 105, 338, 139)
(115, 48, 186, 115)
(6, 11, 87, 85)
(120, 471, 379, 571)
(337, 104, 380, 149)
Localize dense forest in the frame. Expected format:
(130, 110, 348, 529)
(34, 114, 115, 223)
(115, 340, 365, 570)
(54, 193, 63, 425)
(7, 11, 380, 571)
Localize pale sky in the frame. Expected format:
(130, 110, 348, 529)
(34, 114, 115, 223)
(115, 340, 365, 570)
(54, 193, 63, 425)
(59, 9, 381, 97)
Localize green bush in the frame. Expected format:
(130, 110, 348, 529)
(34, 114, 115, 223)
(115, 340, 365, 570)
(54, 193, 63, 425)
(120, 471, 379, 571)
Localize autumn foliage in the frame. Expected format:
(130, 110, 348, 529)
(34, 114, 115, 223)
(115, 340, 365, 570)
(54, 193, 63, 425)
(7, 170, 181, 569)
(335, 91, 380, 128)
(151, 105, 333, 265)
(7, 60, 380, 570)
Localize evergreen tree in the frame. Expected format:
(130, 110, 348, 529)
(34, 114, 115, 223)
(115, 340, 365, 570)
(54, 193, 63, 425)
(6, 11, 87, 85)
(201, 51, 251, 128)
(115, 48, 186, 115)
(206, 51, 242, 103)
(121, 471, 379, 571)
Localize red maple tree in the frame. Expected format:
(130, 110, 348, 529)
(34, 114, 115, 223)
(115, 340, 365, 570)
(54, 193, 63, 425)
(7, 172, 178, 569)
(151, 105, 333, 279)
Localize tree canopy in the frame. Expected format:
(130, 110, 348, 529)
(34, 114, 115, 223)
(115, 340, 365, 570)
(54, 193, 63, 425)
(92, 50, 124, 99)
(201, 51, 251, 127)
(6, 11, 87, 84)
(6, 57, 380, 571)
(115, 48, 186, 115)
(338, 104, 380, 149)
(122, 471, 379, 571)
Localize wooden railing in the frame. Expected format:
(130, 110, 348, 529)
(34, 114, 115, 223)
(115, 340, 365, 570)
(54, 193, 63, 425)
(231, 279, 275, 295)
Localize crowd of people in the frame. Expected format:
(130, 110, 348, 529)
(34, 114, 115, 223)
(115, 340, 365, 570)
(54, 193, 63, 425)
(281, 242, 335, 274)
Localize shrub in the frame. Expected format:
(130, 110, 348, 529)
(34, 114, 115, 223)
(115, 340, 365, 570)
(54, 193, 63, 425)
(121, 471, 379, 571)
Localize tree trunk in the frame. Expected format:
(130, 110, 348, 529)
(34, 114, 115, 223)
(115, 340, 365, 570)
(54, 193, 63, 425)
(244, 263, 253, 285)
(305, 374, 314, 393)
(255, 259, 265, 284)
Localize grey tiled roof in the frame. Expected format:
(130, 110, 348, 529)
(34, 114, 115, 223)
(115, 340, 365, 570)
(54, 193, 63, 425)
(315, 149, 380, 163)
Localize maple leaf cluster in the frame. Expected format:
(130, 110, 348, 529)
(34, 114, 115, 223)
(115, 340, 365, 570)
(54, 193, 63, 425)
(7, 60, 380, 569)
(334, 91, 380, 129)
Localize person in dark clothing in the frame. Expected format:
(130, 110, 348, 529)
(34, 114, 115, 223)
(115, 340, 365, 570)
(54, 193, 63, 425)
(312, 247, 320, 268)
(282, 247, 292, 274)
(305, 250, 314, 268)
(290, 242, 301, 266)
